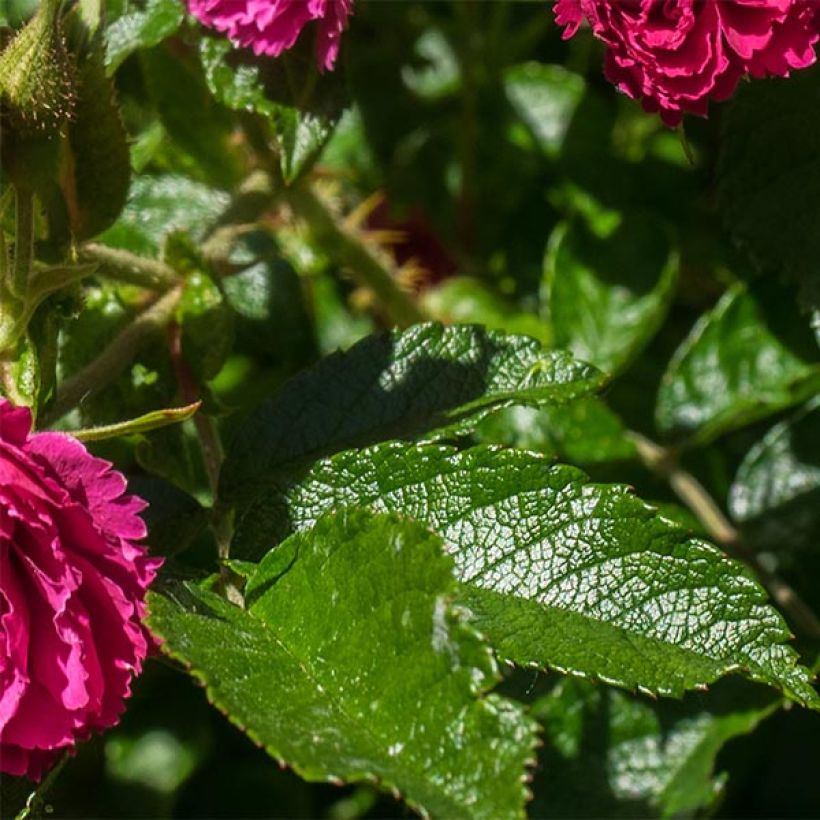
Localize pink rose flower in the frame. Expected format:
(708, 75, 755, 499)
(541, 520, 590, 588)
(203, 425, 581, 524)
(189, 0, 352, 71)
(554, 0, 820, 125)
(0, 400, 161, 781)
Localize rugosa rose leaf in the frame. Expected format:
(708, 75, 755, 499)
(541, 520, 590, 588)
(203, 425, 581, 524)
(554, 0, 820, 125)
(0, 400, 161, 781)
(188, 0, 352, 71)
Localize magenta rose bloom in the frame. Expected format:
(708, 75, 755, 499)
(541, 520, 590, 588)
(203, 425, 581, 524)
(189, 0, 352, 71)
(554, 0, 820, 125)
(0, 400, 161, 781)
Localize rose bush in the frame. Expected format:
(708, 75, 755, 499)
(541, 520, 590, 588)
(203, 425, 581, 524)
(554, 0, 820, 124)
(0, 401, 161, 780)
(188, 0, 352, 69)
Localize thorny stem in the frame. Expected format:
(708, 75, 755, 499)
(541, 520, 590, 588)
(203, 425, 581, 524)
(630, 431, 820, 640)
(287, 185, 425, 328)
(44, 287, 183, 425)
(79, 243, 179, 292)
(236, 123, 426, 328)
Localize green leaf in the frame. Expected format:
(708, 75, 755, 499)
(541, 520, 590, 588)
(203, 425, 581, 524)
(544, 213, 678, 375)
(221, 231, 316, 368)
(105, 0, 183, 74)
(147, 510, 538, 819)
(729, 398, 820, 553)
(71, 401, 200, 442)
(232, 443, 819, 705)
(220, 323, 604, 500)
(140, 43, 242, 188)
(529, 677, 778, 819)
(177, 270, 234, 381)
(718, 64, 820, 310)
(422, 276, 550, 346)
(199, 37, 344, 183)
(656, 282, 820, 444)
(504, 63, 585, 157)
(476, 399, 637, 465)
(98, 175, 229, 257)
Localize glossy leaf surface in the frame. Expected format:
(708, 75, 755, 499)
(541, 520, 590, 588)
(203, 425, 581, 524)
(148, 510, 537, 819)
(232, 442, 819, 705)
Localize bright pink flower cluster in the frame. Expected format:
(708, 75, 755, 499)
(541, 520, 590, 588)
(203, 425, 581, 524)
(189, 0, 352, 71)
(0, 400, 161, 780)
(554, 0, 820, 124)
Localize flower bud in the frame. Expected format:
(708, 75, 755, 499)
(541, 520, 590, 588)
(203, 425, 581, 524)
(0, 0, 75, 135)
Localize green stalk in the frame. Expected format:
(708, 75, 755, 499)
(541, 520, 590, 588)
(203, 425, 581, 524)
(12, 187, 34, 299)
(44, 286, 183, 424)
(288, 185, 425, 329)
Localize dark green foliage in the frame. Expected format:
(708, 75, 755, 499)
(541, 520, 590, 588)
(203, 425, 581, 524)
(2, 0, 819, 817)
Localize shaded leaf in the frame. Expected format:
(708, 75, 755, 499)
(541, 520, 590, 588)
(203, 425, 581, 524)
(718, 64, 820, 310)
(729, 398, 820, 553)
(529, 677, 777, 819)
(177, 270, 234, 381)
(98, 175, 228, 257)
(476, 399, 637, 465)
(222, 231, 316, 368)
(544, 213, 678, 375)
(220, 323, 604, 500)
(656, 283, 820, 444)
(128, 473, 207, 557)
(148, 510, 537, 819)
(140, 43, 241, 187)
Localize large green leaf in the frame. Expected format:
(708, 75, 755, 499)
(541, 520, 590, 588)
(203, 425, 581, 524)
(729, 398, 820, 553)
(656, 283, 820, 443)
(232, 443, 819, 705)
(220, 323, 604, 500)
(718, 64, 820, 310)
(544, 213, 678, 375)
(147, 510, 537, 819)
(529, 677, 777, 819)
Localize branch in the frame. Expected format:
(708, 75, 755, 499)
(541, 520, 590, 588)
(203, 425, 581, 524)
(79, 243, 179, 292)
(287, 185, 426, 328)
(630, 431, 820, 640)
(44, 287, 182, 425)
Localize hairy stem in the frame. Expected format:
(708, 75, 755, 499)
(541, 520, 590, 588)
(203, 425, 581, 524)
(630, 431, 820, 640)
(287, 185, 426, 328)
(12, 187, 34, 299)
(44, 287, 182, 425)
(79, 243, 179, 291)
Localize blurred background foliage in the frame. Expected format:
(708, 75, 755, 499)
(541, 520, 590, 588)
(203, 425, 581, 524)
(1, 0, 819, 816)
